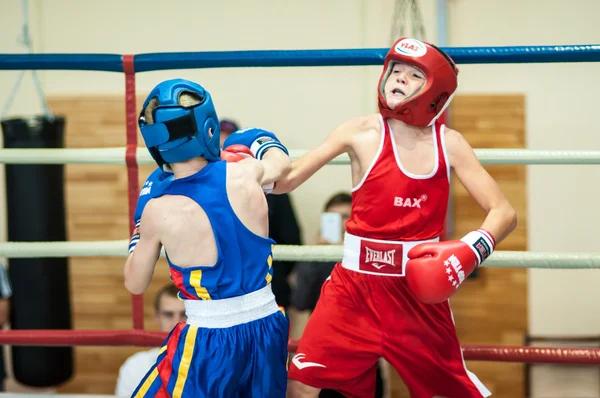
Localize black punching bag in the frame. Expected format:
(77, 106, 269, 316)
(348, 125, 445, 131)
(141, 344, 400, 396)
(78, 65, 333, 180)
(1, 116, 73, 386)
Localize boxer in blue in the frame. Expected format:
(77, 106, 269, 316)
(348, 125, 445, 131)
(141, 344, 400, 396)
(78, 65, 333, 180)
(124, 78, 291, 397)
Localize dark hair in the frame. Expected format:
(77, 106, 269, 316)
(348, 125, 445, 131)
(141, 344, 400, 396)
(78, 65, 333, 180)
(154, 283, 180, 312)
(429, 43, 458, 74)
(323, 192, 352, 211)
(219, 119, 239, 133)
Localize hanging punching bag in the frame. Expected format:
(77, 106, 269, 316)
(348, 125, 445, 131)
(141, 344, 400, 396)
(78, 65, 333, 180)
(1, 115, 73, 387)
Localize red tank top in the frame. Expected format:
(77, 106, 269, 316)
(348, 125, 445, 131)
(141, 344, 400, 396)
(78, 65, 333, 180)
(345, 116, 449, 241)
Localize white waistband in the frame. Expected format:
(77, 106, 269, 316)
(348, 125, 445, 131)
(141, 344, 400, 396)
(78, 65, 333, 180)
(342, 232, 439, 277)
(184, 285, 279, 328)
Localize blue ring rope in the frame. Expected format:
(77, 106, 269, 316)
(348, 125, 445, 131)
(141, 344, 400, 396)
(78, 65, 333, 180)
(0, 44, 598, 72)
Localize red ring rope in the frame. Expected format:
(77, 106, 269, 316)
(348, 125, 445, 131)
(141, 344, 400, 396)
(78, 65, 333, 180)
(0, 330, 598, 365)
(123, 54, 144, 330)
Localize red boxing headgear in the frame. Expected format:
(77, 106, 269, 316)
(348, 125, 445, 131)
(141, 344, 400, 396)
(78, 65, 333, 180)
(377, 38, 459, 127)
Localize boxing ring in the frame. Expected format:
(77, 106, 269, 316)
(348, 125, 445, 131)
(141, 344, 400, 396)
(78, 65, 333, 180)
(1, 43, 600, 394)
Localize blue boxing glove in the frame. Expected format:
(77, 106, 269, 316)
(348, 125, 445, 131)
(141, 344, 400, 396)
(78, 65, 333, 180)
(223, 127, 288, 160)
(129, 167, 172, 253)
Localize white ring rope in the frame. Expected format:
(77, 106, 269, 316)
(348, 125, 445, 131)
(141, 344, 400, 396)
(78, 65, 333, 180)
(1, 146, 597, 269)
(0, 241, 597, 269)
(1, 148, 600, 165)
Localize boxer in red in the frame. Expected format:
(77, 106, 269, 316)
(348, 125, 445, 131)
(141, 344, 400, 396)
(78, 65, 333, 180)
(276, 38, 517, 397)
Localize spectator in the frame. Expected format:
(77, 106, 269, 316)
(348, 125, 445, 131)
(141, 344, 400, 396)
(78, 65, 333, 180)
(294, 193, 351, 312)
(294, 192, 387, 398)
(220, 119, 303, 311)
(0, 264, 11, 392)
(115, 284, 186, 397)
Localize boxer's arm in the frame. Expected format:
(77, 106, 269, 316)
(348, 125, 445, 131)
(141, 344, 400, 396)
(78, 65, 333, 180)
(446, 128, 517, 243)
(222, 128, 291, 187)
(124, 204, 162, 295)
(256, 148, 291, 185)
(272, 118, 356, 194)
(233, 147, 291, 186)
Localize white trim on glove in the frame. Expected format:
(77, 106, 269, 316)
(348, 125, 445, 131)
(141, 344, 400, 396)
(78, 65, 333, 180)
(262, 182, 275, 195)
(129, 220, 141, 254)
(250, 137, 288, 160)
(460, 229, 496, 266)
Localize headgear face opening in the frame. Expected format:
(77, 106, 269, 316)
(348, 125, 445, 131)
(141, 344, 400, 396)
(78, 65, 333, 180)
(138, 78, 221, 170)
(377, 37, 459, 127)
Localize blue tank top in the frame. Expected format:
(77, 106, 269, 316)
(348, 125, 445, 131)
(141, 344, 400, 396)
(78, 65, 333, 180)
(149, 161, 275, 300)
(134, 167, 171, 222)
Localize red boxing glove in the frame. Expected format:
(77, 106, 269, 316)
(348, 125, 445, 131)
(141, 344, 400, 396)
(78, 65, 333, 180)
(222, 144, 276, 195)
(221, 150, 245, 163)
(221, 144, 254, 162)
(405, 229, 495, 304)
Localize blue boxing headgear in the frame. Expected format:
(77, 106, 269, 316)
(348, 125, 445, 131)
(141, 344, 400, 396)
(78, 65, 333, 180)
(138, 79, 220, 170)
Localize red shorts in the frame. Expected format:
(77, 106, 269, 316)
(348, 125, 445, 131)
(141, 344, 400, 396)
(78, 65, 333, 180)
(288, 263, 491, 398)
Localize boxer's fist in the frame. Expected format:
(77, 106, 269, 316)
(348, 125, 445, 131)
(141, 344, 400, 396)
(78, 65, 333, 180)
(405, 229, 495, 304)
(223, 127, 288, 160)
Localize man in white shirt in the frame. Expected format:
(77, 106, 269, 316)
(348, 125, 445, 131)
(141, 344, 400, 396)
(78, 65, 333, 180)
(0, 264, 11, 392)
(115, 284, 186, 397)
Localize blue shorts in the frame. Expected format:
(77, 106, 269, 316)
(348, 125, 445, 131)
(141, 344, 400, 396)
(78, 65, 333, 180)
(131, 308, 289, 397)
